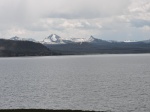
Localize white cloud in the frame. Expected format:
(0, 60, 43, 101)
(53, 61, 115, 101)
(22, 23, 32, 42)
(128, 0, 150, 13)
(141, 26, 150, 32)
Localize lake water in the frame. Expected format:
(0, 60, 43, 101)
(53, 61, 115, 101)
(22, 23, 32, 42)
(0, 54, 150, 112)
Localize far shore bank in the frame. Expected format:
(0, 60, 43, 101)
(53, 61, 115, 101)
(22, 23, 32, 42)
(0, 109, 106, 112)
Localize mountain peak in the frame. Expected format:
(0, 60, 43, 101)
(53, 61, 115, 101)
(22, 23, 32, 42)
(42, 34, 64, 44)
(87, 35, 102, 43)
(90, 35, 95, 39)
(88, 36, 96, 42)
(10, 36, 22, 41)
(48, 34, 60, 38)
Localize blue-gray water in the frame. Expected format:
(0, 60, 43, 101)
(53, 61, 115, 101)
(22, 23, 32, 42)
(0, 54, 150, 112)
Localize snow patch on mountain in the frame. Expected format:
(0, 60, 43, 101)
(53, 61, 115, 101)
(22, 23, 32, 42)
(70, 38, 88, 43)
(10, 36, 36, 42)
(123, 40, 136, 43)
(10, 36, 22, 41)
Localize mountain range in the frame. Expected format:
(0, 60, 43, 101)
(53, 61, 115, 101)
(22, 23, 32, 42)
(40, 34, 150, 55)
(9, 34, 150, 44)
(41, 34, 116, 44)
(39, 34, 150, 44)
(1, 34, 150, 56)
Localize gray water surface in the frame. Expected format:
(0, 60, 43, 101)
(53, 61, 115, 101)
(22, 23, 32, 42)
(0, 54, 150, 112)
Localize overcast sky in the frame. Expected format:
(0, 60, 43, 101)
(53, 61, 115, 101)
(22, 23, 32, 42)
(0, 0, 150, 41)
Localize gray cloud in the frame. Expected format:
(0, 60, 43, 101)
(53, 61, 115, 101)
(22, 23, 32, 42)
(0, 0, 130, 22)
(0, 0, 150, 41)
(131, 19, 150, 27)
(44, 0, 130, 19)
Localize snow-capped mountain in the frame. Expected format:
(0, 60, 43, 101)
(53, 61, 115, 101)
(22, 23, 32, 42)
(86, 35, 110, 44)
(69, 36, 106, 43)
(87, 36, 96, 42)
(41, 34, 65, 44)
(10, 36, 36, 42)
(41, 34, 88, 44)
(41, 34, 112, 44)
(88, 36, 102, 43)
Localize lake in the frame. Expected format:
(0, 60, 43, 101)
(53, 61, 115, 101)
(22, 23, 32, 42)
(0, 54, 150, 112)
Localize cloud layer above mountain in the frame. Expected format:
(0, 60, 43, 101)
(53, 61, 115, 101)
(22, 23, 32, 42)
(0, 0, 150, 41)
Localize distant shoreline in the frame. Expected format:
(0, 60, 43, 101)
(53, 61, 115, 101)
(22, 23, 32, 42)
(0, 52, 150, 58)
(0, 109, 106, 112)
(1, 38, 150, 57)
